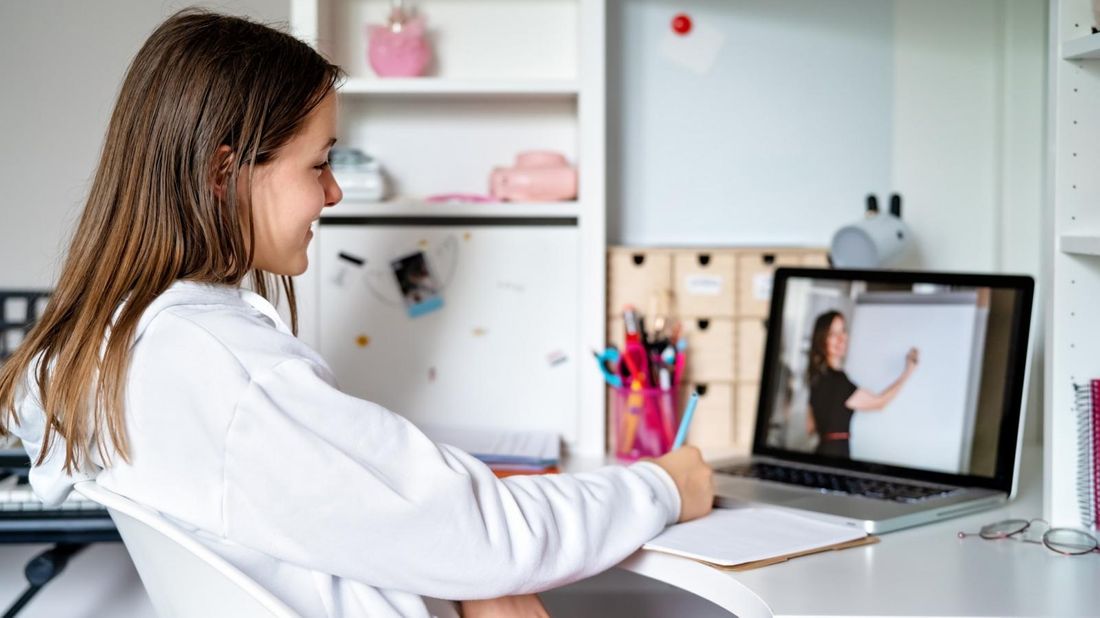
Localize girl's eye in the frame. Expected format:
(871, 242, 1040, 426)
(314, 162, 329, 171)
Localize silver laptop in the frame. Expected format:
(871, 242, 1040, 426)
(713, 268, 1035, 534)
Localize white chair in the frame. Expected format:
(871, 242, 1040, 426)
(74, 481, 296, 617)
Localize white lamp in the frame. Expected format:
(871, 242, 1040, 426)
(830, 194, 912, 268)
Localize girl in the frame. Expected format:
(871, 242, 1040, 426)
(805, 310, 919, 458)
(0, 10, 714, 618)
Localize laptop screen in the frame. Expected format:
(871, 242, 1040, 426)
(754, 268, 1034, 492)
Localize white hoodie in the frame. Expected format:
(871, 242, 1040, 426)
(11, 280, 680, 617)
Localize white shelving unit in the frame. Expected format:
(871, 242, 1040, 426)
(329, 199, 582, 219)
(1046, 0, 1100, 528)
(1060, 233, 1100, 256)
(339, 77, 579, 97)
(290, 0, 608, 457)
(1062, 31, 1100, 58)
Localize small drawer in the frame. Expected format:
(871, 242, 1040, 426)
(681, 317, 735, 383)
(736, 251, 803, 317)
(682, 382, 735, 448)
(735, 383, 760, 449)
(735, 318, 768, 382)
(800, 250, 831, 268)
(608, 249, 672, 317)
(672, 251, 736, 318)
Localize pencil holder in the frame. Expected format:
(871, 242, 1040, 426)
(610, 385, 679, 461)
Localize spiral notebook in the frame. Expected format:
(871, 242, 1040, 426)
(1072, 381, 1100, 530)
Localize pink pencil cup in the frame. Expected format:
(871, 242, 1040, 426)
(610, 386, 679, 461)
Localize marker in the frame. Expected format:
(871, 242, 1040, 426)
(672, 391, 701, 450)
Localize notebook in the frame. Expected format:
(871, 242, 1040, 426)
(643, 506, 877, 571)
(419, 425, 560, 477)
(1073, 381, 1100, 530)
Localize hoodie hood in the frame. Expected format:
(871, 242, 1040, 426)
(11, 280, 283, 505)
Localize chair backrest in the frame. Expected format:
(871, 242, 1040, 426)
(74, 481, 297, 618)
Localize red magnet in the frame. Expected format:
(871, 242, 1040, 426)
(672, 13, 692, 36)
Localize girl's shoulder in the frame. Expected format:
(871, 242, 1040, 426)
(133, 281, 329, 383)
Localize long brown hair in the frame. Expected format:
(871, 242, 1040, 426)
(0, 9, 343, 471)
(807, 310, 844, 385)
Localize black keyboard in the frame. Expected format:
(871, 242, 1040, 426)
(718, 462, 956, 503)
(0, 485, 116, 540)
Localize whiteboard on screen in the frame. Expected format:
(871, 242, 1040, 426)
(845, 292, 982, 474)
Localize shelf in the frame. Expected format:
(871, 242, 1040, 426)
(321, 199, 581, 220)
(1059, 234, 1100, 255)
(338, 78, 579, 98)
(1062, 32, 1100, 59)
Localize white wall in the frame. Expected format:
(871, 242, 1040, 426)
(0, 0, 290, 289)
(610, 0, 1047, 278)
(610, 0, 896, 249)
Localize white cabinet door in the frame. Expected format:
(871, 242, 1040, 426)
(316, 223, 581, 440)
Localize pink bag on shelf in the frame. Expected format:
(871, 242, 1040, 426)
(490, 151, 578, 202)
(366, 13, 431, 78)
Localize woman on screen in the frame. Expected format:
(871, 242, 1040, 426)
(805, 311, 919, 458)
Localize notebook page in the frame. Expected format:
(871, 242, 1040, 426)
(643, 507, 867, 566)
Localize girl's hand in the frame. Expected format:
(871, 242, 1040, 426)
(651, 446, 715, 523)
(460, 594, 549, 618)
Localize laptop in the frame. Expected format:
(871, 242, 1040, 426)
(713, 267, 1035, 534)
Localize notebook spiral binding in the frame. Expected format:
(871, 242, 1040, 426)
(1073, 382, 1096, 529)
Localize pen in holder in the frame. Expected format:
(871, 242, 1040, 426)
(610, 383, 679, 461)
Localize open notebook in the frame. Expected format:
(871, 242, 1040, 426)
(644, 507, 878, 571)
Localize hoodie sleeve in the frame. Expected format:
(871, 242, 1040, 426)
(221, 357, 680, 600)
(9, 362, 95, 506)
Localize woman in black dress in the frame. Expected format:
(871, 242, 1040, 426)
(805, 311, 919, 458)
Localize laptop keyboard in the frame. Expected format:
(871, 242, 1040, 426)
(718, 462, 957, 503)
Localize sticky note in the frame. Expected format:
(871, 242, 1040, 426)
(658, 18, 726, 75)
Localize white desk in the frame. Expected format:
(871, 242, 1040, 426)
(615, 446, 1100, 617)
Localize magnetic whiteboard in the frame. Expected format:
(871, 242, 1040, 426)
(845, 292, 984, 474)
(317, 225, 580, 442)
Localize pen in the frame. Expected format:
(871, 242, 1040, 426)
(672, 391, 701, 450)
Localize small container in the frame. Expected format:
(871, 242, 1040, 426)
(329, 148, 387, 202)
(610, 385, 679, 461)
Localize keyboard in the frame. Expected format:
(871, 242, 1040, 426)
(0, 485, 114, 534)
(718, 462, 957, 503)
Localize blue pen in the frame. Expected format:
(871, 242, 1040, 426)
(672, 391, 701, 449)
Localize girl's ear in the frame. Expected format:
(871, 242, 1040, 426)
(211, 145, 236, 201)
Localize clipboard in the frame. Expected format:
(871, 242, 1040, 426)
(715, 535, 879, 571)
(642, 507, 879, 571)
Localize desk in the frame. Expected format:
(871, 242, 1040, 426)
(614, 446, 1100, 617)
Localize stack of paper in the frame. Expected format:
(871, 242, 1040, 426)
(420, 425, 560, 477)
(643, 507, 875, 570)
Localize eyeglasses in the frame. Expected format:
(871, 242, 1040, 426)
(957, 518, 1099, 556)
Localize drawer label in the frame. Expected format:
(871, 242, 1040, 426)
(685, 275, 724, 296)
(753, 273, 774, 300)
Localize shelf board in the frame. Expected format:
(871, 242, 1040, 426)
(1059, 234, 1100, 255)
(1062, 33, 1100, 59)
(322, 199, 581, 220)
(338, 77, 579, 98)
